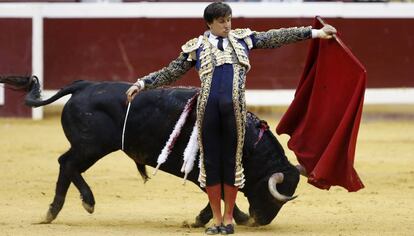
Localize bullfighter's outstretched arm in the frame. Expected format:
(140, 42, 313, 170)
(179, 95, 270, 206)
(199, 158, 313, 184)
(252, 26, 313, 49)
(251, 24, 336, 49)
(139, 52, 195, 90)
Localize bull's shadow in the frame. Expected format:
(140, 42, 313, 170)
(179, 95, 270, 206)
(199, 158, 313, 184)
(0, 75, 301, 227)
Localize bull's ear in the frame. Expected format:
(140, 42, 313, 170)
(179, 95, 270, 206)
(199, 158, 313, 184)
(256, 120, 269, 130)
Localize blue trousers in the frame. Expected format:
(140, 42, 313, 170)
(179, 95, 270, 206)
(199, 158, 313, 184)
(202, 64, 238, 186)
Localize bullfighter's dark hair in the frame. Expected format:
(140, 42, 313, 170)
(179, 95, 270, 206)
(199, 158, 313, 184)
(203, 2, 232, 24)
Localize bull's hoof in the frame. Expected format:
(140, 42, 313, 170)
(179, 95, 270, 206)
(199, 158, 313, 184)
(245, 217, 259, 227)
(39, 209, 56, 224)
(234, 212, 250, 226)
(181, 220, 191, 228)
(82, 201, 94, 214)
(190, 219, 206, 228)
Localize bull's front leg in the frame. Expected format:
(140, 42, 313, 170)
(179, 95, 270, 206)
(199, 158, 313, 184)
(191, 203, 250, 227)
(191, 203, 212, 228)
(233, 204, 250, 225)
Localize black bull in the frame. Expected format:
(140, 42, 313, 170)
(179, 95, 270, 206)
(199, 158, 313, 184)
(0, 76, 300, 227)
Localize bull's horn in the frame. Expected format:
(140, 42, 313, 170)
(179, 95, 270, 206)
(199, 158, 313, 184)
(295, 164, 308, 177)
(268, 173, 297, 202)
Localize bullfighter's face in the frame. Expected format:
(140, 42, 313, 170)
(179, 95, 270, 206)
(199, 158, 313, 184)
(208, 15, 232, 38)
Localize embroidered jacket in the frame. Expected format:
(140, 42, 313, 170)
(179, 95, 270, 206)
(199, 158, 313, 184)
(141, 26, 312, 188)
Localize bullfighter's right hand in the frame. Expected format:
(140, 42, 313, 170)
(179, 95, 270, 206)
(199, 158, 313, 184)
(126, 81, 144, 102)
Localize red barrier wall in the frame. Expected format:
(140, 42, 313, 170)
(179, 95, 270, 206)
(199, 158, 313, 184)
(0, 19, 32, 117)
(2, 16, 413, 117)
(43, 18, 414, 90)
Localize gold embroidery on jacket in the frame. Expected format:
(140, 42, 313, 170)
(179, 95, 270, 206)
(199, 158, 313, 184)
(196, 35, 213, 187)
(232, 64, 247, 188)
(140, 27, 313, 188)
(197, 31, 251, 188)
(228, 32, 251, 71)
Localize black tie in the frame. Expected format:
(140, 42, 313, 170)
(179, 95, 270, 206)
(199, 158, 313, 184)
(217, 36, 224, 51)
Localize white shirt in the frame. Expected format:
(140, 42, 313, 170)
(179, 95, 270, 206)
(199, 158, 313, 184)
(208, 32, 230, 50)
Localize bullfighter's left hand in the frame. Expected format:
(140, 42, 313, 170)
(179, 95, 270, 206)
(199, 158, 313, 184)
(318, 24, 337, 39)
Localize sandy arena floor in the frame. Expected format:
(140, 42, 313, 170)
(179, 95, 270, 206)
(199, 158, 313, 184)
(0, 106, 413, 236)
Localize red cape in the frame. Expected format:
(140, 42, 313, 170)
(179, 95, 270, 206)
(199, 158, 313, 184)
(276, 17, 366, 192)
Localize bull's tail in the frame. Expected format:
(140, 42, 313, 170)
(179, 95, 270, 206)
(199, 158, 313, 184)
(0, 75, 90, 107)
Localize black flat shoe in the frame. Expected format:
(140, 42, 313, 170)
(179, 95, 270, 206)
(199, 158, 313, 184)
(205, 225, 220, 235)
(220, 224, 235, 235)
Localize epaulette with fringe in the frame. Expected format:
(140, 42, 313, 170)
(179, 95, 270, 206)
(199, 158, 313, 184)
(230, 28, 253, 39)
(181, 36, 203, 53)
